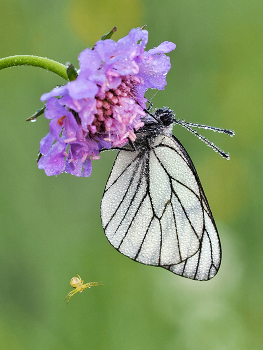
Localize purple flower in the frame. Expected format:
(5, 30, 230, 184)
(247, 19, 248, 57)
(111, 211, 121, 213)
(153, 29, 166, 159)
(39, 27, 176, 177)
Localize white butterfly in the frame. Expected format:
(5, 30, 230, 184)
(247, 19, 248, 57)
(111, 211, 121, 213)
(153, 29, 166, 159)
(101, 108, 234, 280)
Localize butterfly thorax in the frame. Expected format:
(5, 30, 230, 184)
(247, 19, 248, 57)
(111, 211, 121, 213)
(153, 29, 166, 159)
(134, 108, 175, 150)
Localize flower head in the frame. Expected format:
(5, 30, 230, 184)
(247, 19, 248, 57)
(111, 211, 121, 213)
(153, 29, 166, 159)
(39, 27, 176, 176)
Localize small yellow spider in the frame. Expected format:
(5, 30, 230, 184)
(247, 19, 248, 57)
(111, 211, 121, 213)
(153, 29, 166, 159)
(65, 275, 102, 305)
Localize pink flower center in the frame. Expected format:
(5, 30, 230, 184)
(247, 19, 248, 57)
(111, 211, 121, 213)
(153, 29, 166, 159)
(91, 75, 143, 135)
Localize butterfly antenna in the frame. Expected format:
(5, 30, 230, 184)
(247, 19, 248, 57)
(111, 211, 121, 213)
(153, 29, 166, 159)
(180, 120, 235, 137)
(174, 119, 232, 160)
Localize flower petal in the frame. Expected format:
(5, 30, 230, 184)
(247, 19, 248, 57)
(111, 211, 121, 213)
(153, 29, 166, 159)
(45, 97, 67, 120)
(39, 133, 55, 155)
(65, 159, 83, 177)
(40, 86, 67, 102)
(67, 77, 98, 99)
(148, 41, 176, 55)
(78, 49, 101, 72)
(38, 142, 66, 176)
(82, 158, 92, 177)
(94, 39, 118, 62)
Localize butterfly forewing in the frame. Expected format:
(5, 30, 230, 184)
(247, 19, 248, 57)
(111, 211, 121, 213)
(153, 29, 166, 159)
(101, 115, 221, 281)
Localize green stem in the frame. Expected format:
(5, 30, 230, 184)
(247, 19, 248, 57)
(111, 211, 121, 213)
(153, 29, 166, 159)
(0, 55, 68, 81)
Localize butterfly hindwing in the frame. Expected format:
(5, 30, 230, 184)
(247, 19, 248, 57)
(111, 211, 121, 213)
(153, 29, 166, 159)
(101, 133, 221, 281)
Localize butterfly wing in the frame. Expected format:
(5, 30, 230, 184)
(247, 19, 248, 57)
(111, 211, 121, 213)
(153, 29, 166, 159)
(101, 134, 221, 281)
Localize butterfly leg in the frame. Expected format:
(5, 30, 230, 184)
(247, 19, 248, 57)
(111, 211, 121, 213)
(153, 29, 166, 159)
(144, 100, 153, 112)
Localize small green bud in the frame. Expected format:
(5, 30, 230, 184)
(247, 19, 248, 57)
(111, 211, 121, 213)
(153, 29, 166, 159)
(66, 63, 78, 81)
(26, 105, 45, 122)
(100, 27, 117, 41)
(37, 152, 43, 163)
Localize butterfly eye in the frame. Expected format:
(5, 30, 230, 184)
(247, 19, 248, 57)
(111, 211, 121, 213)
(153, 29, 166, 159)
(156, 108, 175, 126)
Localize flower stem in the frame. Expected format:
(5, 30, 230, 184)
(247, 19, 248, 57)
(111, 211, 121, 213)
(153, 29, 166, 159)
(0, 55, 68, 81)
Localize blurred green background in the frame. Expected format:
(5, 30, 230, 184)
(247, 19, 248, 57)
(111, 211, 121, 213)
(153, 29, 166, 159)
(0, 0, 262, 349)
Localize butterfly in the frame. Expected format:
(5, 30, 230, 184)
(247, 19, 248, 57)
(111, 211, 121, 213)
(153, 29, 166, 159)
(100, 107, 234, 281)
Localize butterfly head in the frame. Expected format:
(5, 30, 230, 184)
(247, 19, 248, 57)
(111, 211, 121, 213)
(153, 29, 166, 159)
(135, 106, 175, 139)
(154, 108, 175, 126)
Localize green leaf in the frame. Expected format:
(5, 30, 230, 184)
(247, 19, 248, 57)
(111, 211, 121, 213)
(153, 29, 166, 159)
(100, 26, 117, 41)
